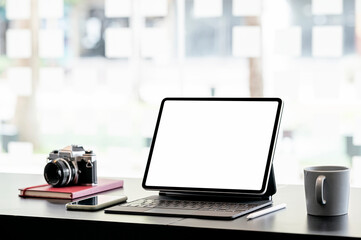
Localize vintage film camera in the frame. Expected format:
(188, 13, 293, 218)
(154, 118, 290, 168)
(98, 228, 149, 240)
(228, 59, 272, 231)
(44, 145, 97, 187)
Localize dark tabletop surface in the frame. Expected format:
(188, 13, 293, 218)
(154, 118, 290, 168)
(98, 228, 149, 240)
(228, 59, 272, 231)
(1, 172, 361, 238)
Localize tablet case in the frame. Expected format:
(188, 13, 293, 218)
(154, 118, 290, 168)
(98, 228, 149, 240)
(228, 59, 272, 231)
(159, 165, 277, 200)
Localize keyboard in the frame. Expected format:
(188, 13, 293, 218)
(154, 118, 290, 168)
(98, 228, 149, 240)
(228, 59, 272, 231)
(105, 195, 272, 219)
(124, 198, 258, 211)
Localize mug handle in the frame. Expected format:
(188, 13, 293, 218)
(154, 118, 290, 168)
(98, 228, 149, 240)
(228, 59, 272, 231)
(315, 175, 327, 205)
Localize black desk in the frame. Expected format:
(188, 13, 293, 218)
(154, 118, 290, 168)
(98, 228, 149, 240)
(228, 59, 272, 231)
(1, 173, 361, 239)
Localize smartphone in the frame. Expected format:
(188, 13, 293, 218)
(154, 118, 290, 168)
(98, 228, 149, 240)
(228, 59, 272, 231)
(66, 195, 127, 211)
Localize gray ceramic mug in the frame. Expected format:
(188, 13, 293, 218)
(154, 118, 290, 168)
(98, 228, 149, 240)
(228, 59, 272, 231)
(304, 166, 350, 216)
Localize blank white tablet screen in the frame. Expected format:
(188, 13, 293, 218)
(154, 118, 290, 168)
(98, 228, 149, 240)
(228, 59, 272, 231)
(145, 100, 280, 191)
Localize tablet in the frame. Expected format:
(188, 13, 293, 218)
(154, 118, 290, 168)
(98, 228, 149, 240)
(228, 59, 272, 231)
(142, 98, 283, 196)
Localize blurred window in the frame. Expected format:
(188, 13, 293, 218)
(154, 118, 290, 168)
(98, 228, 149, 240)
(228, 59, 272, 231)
(0, 0, 361, 186)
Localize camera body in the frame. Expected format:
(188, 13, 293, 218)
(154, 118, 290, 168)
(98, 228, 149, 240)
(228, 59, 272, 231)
(44, 145, 97, 187)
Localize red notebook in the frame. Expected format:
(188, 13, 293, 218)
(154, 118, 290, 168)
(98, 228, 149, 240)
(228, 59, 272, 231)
(19, 178, 124, 200)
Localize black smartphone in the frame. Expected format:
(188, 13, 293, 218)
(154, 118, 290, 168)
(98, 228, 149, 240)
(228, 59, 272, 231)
(66, 195, 127, 211)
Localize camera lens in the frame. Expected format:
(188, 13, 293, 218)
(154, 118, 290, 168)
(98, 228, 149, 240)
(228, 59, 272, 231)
(44, 159, 76, 187)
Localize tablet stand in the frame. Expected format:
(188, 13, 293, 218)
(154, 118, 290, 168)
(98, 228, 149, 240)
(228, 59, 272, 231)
(262, 164, 277, 199)
(160, 165, 277, 201)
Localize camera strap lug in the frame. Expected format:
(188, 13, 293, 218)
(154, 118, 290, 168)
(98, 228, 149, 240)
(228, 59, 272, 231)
(86, 159, 93, 168)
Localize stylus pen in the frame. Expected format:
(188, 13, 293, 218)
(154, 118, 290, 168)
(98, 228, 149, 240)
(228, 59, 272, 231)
(246, 203, 287, 220)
